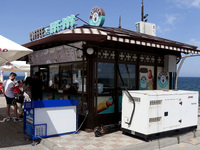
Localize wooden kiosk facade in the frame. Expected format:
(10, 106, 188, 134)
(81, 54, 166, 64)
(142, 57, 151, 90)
(23, 25, 200, 130)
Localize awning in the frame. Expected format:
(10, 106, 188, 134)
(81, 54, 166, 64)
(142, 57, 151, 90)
(23, 25, 200, 54)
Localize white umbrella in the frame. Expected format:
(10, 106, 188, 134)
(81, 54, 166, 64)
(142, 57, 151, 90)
(0, 61, 30, 72)
(0, 35, 33, 65)
(0, 61, 30, 81)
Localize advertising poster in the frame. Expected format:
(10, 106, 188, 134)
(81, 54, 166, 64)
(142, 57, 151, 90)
(29, 51, 40, 65)
(25, 109, 34, 136)
(139, 66, 154, 90)
(97, 96, 114, 114)
(29, 42, 84, 65)
(64, 46, 76, 62)
(56, 46, 66, 63)
(48, 48, 58, 63)
(157, 67, 169, 90)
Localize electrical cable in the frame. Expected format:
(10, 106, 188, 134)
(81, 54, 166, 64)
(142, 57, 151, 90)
(117, 63, 135, 125)
(75, 110, 88, 133)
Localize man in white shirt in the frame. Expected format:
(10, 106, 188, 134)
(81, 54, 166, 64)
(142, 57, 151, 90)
(2, 72, 21, 122)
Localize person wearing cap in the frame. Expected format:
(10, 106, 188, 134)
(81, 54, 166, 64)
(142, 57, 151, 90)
(2, 72, 21, 122)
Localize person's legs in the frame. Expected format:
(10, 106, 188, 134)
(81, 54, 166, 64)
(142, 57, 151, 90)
(14, 104, 18, 118)
(5, 96, 11, 118)
(12, 99, 21, 122)
(6, 105, 10, 117)
(18, 103, 23, 118)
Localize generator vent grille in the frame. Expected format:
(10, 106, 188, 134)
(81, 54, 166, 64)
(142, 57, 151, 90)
(150, 100, 162, 105)
(149, 117, 161, 123)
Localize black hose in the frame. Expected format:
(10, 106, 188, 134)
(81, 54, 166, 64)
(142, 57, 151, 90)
(117, 63, 135, 125)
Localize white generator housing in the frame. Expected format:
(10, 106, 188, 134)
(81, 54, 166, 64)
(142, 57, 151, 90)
(121, 90, 199, 140)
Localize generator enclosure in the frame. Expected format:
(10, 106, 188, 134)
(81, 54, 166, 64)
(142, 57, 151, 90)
(121, 90, 199, 140)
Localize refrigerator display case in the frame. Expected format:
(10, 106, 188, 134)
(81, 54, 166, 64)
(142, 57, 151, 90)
(24, 99, 79, 139)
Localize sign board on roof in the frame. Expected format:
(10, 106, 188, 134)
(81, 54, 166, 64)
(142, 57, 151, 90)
(89, 7, 105, 27)
(29, 6, 106, 41)
(30, 15, 75, 41)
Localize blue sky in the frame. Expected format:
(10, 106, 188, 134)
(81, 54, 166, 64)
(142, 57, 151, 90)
(1, 0, 200, 77)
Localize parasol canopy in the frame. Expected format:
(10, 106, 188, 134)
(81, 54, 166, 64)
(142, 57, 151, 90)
(0, 35, 32, 65)
(0, 61, 30, 72)
(0, 61, 30, 81)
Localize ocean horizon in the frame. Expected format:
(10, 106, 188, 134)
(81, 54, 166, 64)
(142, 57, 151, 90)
(2, 76, 199, 91)
(2, 76, 200, 104)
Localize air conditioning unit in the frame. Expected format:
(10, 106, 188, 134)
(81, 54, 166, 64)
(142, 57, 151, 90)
(121, 90, 198, 141)
(136, 21, 156, 36)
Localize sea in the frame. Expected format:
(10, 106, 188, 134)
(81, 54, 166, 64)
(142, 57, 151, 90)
(2, 76, 200, 105)
(3, 76, 26, 82)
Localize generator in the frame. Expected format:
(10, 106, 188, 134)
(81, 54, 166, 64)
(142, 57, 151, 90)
(121, 90, 199, 141)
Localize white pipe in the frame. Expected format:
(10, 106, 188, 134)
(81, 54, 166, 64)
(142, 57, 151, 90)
(0, 70, 3, 82)
(175, 54, 200, 90)
(24, 72, 28, 80)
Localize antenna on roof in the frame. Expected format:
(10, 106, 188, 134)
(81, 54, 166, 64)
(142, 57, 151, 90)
(118, 16, 121, 28)
(141, 0, 148, 22)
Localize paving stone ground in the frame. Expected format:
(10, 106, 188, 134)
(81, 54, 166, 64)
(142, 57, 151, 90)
(0, 96, 48, 150)
(1, 96, 200, 150)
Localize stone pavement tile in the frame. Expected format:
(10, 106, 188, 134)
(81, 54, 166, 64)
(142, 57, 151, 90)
(185, 137, 200, 146)
(47, 130, 144, 150)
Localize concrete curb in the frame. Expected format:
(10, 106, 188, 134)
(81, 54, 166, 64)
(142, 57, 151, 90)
(114, 130, 200, 150)
(40, 130, 200, 150)
(40, 138, 66, 150)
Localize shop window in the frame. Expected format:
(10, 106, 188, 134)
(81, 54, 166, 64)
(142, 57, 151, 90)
(59, 62, 87, 93)
(49, 65, 59, 90)
(31, 66, 39, 77)
(95, 62, 114, 94)
(39, 66, 49, 88)
(60, 64, 72, 90)
(72, 63, 87, 93)
(118, 64, 136, 90)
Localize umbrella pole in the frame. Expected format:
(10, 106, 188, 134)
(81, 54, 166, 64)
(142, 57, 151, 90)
(0, 70, 3, 82)
(24, 72, 27, 80)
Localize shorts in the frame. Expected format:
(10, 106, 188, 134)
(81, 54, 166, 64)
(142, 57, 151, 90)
(5, 95, 17, 105)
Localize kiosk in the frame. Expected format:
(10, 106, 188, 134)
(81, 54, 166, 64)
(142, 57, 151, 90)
(23, 7, 200, 130)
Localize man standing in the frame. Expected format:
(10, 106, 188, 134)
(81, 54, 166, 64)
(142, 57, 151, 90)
(32, 72, 44, 100)
(2, 72, 21, 122)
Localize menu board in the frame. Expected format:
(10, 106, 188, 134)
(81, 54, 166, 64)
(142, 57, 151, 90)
(29, 42, 84, 65)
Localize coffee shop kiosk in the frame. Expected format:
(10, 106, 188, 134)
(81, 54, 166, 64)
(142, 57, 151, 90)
(23, 7, 200, 131)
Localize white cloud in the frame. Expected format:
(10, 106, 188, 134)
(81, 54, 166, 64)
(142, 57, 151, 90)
(189, 39, 200, 48)
(157, 14, 179, 34)
(171, 0, 200, 8)
(156, 25, 172, 33)
(165, 14, 178, 25)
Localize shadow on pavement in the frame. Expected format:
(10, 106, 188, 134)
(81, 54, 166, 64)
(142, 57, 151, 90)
(0, 107, 33, 148)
